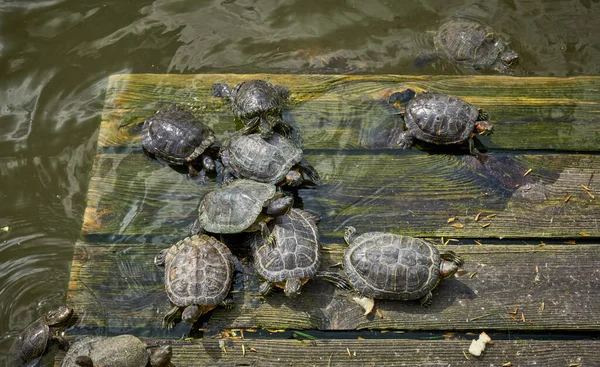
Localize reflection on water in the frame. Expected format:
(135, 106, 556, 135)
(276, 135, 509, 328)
(1, 0, 600, 363)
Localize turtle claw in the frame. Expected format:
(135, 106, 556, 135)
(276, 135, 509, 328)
(397, 131, 414, 149)
(316, 271, 353, 290)
(419, 292, 433, 307)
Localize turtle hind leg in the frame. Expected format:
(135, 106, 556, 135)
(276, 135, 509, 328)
(440, 251, 464, 267)
(239, 116, 261, 135)
(397, 131, 415, 149)
(211, 83, 231, 98)
(154, 248, 170, 266)
(258, 281, 274, 296)
(316, 271, 353, 290)
(162, 306, 181, 329)
(419, 292, 433, 307)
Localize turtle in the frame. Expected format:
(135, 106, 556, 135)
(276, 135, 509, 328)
(319, 226, 463, 306)
(211, 80, 293, 139)
(155, 234, 235, 329)
(197, 179, 293, 238)
(388, 88, 493, 157)
(60, 334, 172, 367)
(10, 305, 73, 366)
(416, 19, 518, 74)
(220, 132, 320, 187)
(141, 105, 217, 177)
(252, 208, 322, 297)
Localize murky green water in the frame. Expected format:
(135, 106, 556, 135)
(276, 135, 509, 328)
(1, 0, 599, 363)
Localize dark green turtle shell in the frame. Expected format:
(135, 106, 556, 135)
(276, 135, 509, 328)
(164, 235, 234, 308)
(344, 233, 440, 300)
(230, 80, 286, 122)
(11, 317, 50, 365)
(254, 208, 321, 283)
(404, 91, 480, 144)
(141, 106, 215, 165)
(221, 133, 303, 184)
(198, 179, 277, 233)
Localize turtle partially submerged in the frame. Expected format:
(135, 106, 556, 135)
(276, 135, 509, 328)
(220, 132, 319, 187)
(60, 335, 172, 367)
(11, 306, 73, 366)
(141, 105, 216, 177)
(389, 89, 493, 157)
(212, 80, 292, 139)
(155, 234, 234, 329)
(418, 19, 518, 74)
(252, 208, 321, 297)
(197, 179, 293, 237)
(320, 226, 463, 306)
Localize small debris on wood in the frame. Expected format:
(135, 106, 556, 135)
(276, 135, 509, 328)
(565, 240, 576, 245)
(508, 308, 518, 315)
(535, 265, 539, 273)
(452, 223, 464, 229)
(218, 339, 227, 354)
(242, 344, 246, 356)
(474, 240, 483, 246)
(462, 350, 470, 360)
(250, 348, 258, 353)
(569, 364, 580, 367)
(580, 232, 590, 236)
(357, 336, 364, 340)
(469, 272, 477, 279)
(503, 363, 513, 367)
(581, 184, 591, 191)
(447, 217, 456, 223)
(539, 301, 545, 312)
(539, 241, 546, 247)
(481, 223, 491, 228)
(346, 347, 352, 358)
(523, 168, 532, 176)
(474, 212, 482, 222)
(509, 315, 519, 322)
(375, 309, 383, 319)
(521, 312, 526, 322)
(486, 214, 496, 219)
(442, 332, 456, 339)
(352, 295, 375, 316)
(586, 191, 595, 200)
(1, 226, 8, 233)
(468, 332, 492, 357)
(564, 195, 572, 203)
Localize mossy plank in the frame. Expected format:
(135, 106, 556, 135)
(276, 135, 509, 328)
(55, 338, 599, 367)
(81, 151, 600, 240)
(66, 243, 600, 332)
(100, 73, 600, 151)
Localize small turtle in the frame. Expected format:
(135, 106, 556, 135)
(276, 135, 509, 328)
(389, 89, 493, 157)
(220, 132, 319, 187)
(141, 105, 216, 177)
(417, 19, 518, 74)
(212, 80, 292, 139)
(252, 208, 321, 297)
(320, 226, 463, 306)
(197, 179, 293, 237)
(11, 306, 73, 366)
(155, 234, 235, 329)
(60, 335, 172, 367)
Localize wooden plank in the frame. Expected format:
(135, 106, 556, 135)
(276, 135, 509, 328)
(66, 243, 600, 332)
(100, 74, 600, 151)
(55, 338, 600, 366)
(81, 151, 600, 239)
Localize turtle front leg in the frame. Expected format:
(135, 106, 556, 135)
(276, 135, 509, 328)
(419, 292, 433, 307)
(154, 248, 170, 266)
(51, 335, 70, 351)
(162, 306, 181, 329)
(397, 131, 415, 149)
(275, 117, 293, 138)
(239, 116, 260, 135)
(221, 297, 235, 310)
(258, 281, 274, 296)
(467, 137, 483, 158)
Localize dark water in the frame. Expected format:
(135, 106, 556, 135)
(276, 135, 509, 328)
(1, 0, 599, 363)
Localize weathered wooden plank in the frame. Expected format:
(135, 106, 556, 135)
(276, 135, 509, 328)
(81, 151, 600, 239)
(65, 243, 600, 332)
(100, 73, 600, 151)
(55, 338, 600, 367)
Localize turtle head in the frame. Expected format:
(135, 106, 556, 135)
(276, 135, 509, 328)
(181, 305, 201, 324)
(500, 50, 519, 67)
(284, 170, 303, 187)
(149, 345, 173, 367)
(258, 115, 275, 139)
(439, 251, 464, 278)
(75, 356, 94, 367)
(265, 195, 294, 217)
(45, 306, 73, 327)
(475, 120, 494, 136)
(388, 88, 416, 109)
(343, 226, 357, 245)
(283, 278, 303, 298)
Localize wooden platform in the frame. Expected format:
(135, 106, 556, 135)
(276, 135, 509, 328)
(61, 74, 600, 366)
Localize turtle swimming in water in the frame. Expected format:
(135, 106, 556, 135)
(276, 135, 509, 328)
(155, 234, 235, 329)
(416, 19, 519, 74)
(220, 132, 320, 187)
(388, 88, 494, 157)
(10, 306, 73, 366)
(141, 105, 217, 178)
(252, 208, 322, 297)
(60, 335, 172, 367)
(319, 226, 463, 306)
(212, 80, 293, 139)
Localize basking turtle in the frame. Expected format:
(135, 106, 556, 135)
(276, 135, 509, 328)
(388, 89, 493, 157)
(155, 234, 234, 329)
(320, 226, 463, 306)
(11, 306, 73, 366)
(220, 132, 319, 187)
(197, 179, 293, 237)
(212, 80, 292, 139)
(253, 208, 321, 297)
(60, 335, 172, 367)
(418, 19, 518, 74)
(141, 105, 216, 177)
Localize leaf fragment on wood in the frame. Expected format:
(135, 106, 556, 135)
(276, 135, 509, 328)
(486, 214, 496, 219)
(0, 226, 8, 232)
(352, 296, 374, 316)
(462, 350, 470, 360)
(564, 195, 572, 203)
(469, 332, 492, 356)
(447, 217, 456, 223)
(474, 212, 482, 222)
(580, 232, 590, 237)
(503, 363, 513, 367)
(587, 191, 596, 199)
(481, 223, 491, 228)
(474, 240, 483, 246)
(524, 168, 532, 177)
(539, 301, 545, 312)
(452, 223, 464, 229)
(508, 308, 518, 315)
(242, 344, 246, 356)
(469, 272, 477, 279)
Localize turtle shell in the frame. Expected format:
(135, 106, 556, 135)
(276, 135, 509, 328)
(404, 91, 479, 145)
(230, 80, 284, 122)
(164, 235, 234, 308)
(198, 179, 277, 233)
(222, 133, 303, 184)
(344, 233, 440, 300)
(141, 106, 215, 165)
(254, 209, 321, 284)
(60, 335, 148, 367)
(11, 318, 50, 365)
(434, 19, 509, 71)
